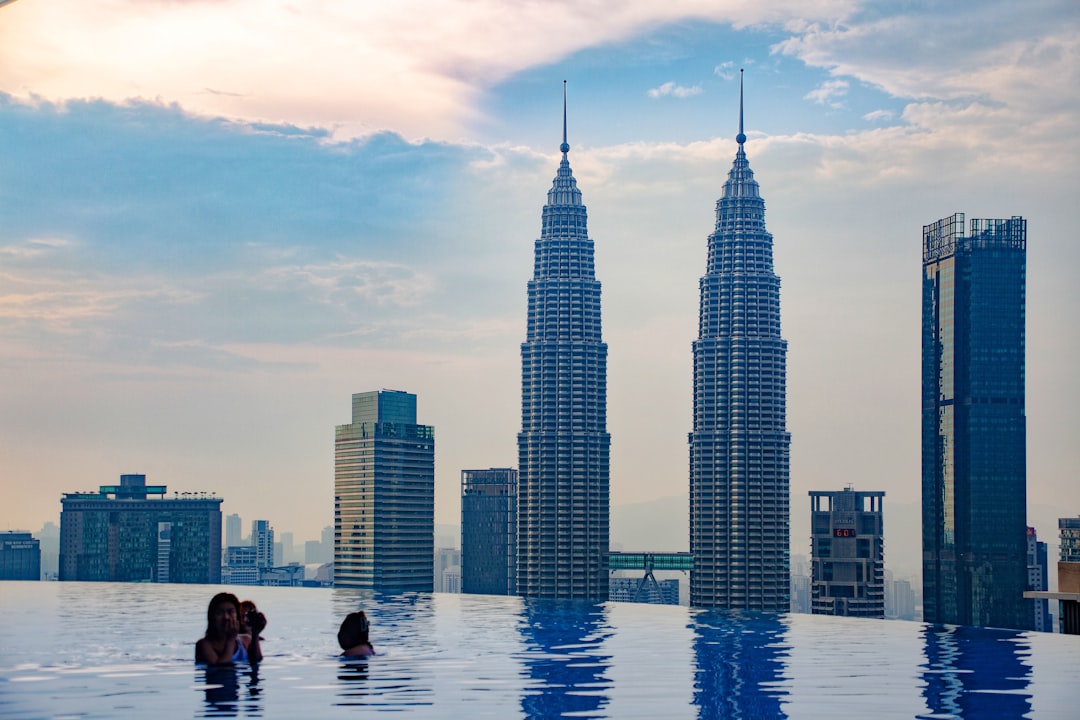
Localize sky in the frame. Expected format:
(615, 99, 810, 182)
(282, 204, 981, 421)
(1, 0, 1078, 577)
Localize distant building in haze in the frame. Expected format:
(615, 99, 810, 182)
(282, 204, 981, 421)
(252, 520, 274, 568)
(461, 467, 517, 595)
(922, 213, 1027, 629)
(1026, 526, 1049, 632)
(886, 575, 918, 621)
(0, 532, 41, 581)
(225, 513, 242, 549)
(334, 389, 434, 590)
(59, 474, 221, 583)
(434, 546, 461, 593)
(609, 576, 679, 605)
(809, 488, 885, 618)
(517, 84, 610, 600)
(690, 71, 790, 611)
(222, 545, 259, 585)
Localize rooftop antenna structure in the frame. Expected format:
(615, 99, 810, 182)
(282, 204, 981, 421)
(561, 80, 570, 155)
(736, 68, 746, 146)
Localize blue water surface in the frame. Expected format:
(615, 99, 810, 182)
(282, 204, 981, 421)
(0, 581, 1076, 718)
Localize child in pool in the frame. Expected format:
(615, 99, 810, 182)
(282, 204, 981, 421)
(196, 592, 263, 665)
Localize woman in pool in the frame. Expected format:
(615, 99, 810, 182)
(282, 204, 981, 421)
(196, 592, 263, 665)
(338, 611, 375, 657)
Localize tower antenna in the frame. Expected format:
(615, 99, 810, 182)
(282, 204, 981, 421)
(737, 69, 746, 145)
(561, 80, 570, 155)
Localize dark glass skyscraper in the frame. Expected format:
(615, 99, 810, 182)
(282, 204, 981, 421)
(334, 389, 435, 590)
(461, 467, 517, 595)
(517, 84, 609, 600)
(922, 213, 1027, 629)
(689, 73, 790, 610)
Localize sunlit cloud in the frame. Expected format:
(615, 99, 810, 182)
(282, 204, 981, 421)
(647, 81, 704, 99)
(804, 78, 849, 105)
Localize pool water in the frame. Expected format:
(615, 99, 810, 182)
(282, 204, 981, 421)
(0, 581, 1076, 718)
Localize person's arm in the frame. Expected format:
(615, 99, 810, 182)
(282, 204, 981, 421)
(245, 611, 266, 663)
(244, 633, 262, 663)
(196, 637, 232, 665)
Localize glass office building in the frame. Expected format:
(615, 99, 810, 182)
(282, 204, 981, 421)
(517, 85, 610, 600)
(58, 474, 222, 584)
(690, 74, 790, 610)
(922, 213, 1027, 629)
(461, 468, 517, 596)
(334, 390, 434, 590)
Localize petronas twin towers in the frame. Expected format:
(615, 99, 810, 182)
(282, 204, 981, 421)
(517, 76, 789, 608)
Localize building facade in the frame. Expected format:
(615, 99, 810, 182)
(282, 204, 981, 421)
(1026, 526, 1049, 632)
(0, 531, 41, 580)
(517, 84, 610, 600)
(59, 474, 222, 583)
(252, 520, 274, 568)
(922, 213, 1027, 629)
(334, 390, 434, 590)
(461, 467, 517, 595)
(690, 72, 790, 610)
(809, 488, 885, 618)
(1061, 517, 1080, 563)
(225, 513, 242, 548)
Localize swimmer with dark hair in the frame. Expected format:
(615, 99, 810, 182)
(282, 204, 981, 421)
(338, 611, 375, 657)
(196, 592, 263, 665)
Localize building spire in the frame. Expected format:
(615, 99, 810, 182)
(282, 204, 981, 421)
(560, 80, 570, 155)
(736, 68, 746, 146)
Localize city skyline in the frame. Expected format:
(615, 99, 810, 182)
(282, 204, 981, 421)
(1, 2, 1077, 569)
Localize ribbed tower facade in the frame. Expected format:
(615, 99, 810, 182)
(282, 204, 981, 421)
(517, 85, 610, 600)
(690, 73, 790, 610)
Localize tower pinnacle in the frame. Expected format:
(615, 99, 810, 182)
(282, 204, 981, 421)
(736, 68, 746, 146)
(561, 80, 570, 155)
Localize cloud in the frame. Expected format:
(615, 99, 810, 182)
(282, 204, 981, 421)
(804, 78, 849, 105)
(0, 0, 854, 141)
(714, 62, 737, 80)
(862, 109, 894, 122)
(647, 81, 703, 99)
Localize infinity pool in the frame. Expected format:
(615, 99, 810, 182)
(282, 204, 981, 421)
(0, 581, 1076, 718)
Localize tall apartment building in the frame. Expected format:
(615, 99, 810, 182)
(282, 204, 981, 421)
(517, 84, 610, 600)
(690, 72, 790, 610)
(0, 532, 41, 580)
(252, 520, 274, 568)
(922, 213, 1027, 628)
(59, 474, 222, 583)
(1026, 526, 1049, 632)
(809, 488, 885, 617)
(461, 467, 517, 595)
(334, 390, 434, 590)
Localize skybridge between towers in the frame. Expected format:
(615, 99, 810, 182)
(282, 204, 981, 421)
(608, 552, 693, 603)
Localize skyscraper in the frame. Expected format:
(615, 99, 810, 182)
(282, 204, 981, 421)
(922, 213, 1027, 628)
(225, 513, 242, 548)
(252, 520, 274, 568)
(1025, 526, 1049, 632)
(809, 488, 885, 618)
(517, 83, 610, 600)
(334, 389, 435, 590)
(461, 467, 517, 595)
(59, 474, 222, 583)
(689, 72, 790, 610)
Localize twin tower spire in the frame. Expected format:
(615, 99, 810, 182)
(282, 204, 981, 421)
(520, 72, 788, 611)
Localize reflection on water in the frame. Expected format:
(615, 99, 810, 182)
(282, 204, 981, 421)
(517, 600, 613, 719)
(920, 624, 1032, 720)
(200, 664, 261, 718)
(1, 581, 1078, 719)
(691, 611, 789, 720)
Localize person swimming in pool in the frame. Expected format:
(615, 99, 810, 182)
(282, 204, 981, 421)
(338, 611, 375, 657)
(196, 592, 263, 665)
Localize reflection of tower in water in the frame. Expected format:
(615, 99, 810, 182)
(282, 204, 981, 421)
(517, 600, 613, 719)
(690, 611, 789, 720)
(920, 624, 1032, 718)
